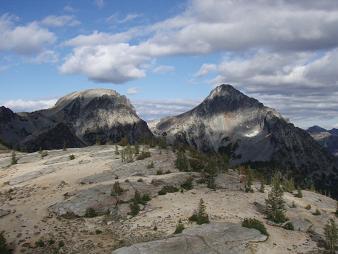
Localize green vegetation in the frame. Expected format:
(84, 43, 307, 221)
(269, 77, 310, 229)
(129, 202, 140, 216)
(242, 218, 268, 236)
(174, 219, 185, 234)
(175, 149, 190, 171)
(0, 232, 12, 254)
(118, 137, 129, 146)
(265, 172, 287, 223)
(69, 154, 75, 160)
(305, 204, 311, 210)
(259, 181, 265, 193)
(134, 144, 140, 155)
(335, 202, 338, 217)
(58, 240, 65, 248)
(111, 181, 124, 197)
(136, 150, 151, 160)
(291, 201, 296, 208)
(114, 145, 119, 155)
(40, 150, 48, 158)
(283, 222, 294, 230)
(147, 161, 155, 169)
(95, 229, 102, 235)
(85, 207, 97, 218)
(245, 169, 253, 193)
(128, 191, 151, 216)
(294, 188, 303, 198)
(158, 185, 179, 195)
(189, 199, 210, 225)
(312, 209, 321, 216)
(283, 177, 295, 193)
(324, 219, 338, 254)
(11, 151, 17, 165)
(35, 239, 45, 247)
(181, 177, 193, 190)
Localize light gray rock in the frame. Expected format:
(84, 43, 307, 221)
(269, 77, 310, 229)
(112, 223, 267, 254)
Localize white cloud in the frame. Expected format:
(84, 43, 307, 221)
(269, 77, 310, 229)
(41, 15, 80, 27)
(59, 44, 149, 83)
(195, 64, 217, 77)
(107, 13, 142, 24)
(0, 14, 56, 55)
(30, 50, 59, 64)
(3, 99, 57, 112)
(126, 87, 140, 95)
(64, 5, 76, 13)
(153, 65, 175, 74)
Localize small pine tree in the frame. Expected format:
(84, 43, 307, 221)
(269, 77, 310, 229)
(265, 172, 287, 223)
(189, 199, 210, 225)
(11, 151, 17, 165)
(121, 150, 125, 162)
(134, 144, 140, 155)
(283, 177, 295, 193)
(175, 149, 189, 171)
(335, 201, 338, 217)
(324, 219, 338, 254)
(63, 141, 67, 151)
(114, 145, 119, 155)
(295, 188, 303, 198)
(174, 219, 185, 234)
(259, 181, 265, 193)
(0, 231, 11, 254)
(245, 169, 253, 192)
(111, 182, 123, 196)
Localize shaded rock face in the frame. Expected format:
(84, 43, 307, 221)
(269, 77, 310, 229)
(307, 125, 338, 157)
(112, 223, 267, 254)
(0, 89, 153, 152)
(152, 84, 338, 198)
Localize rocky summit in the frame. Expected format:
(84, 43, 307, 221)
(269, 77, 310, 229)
(152, 84, 338, 197)
(0, 89, 152, 152)
(307, 125, 338, 157)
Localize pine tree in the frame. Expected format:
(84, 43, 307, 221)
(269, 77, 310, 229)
(11, 151, 17, 165)
(335, 201, 338, 217)
(134, 144, 140, 155)
(245, 169, 253, 192)
(189, 198, 210, 225)
(175, 149, 189, 171)
(111, 182, 123, 196)
(295, 188, 303, 198)
(265, 172, 287, 223)
(115, 145, 119, 155)
(259, 181, 265, 193)
(324, 219, 338, 254)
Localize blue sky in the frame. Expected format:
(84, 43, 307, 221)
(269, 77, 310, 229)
(1, 0, 338, 129)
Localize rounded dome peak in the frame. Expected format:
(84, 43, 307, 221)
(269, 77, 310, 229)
(54, 88, 123, 109)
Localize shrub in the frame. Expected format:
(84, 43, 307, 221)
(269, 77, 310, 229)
(128, 202, 140, 216)
(291, 201, 296, 208)
(69, 154, 75, 160)
(207, 176, 216, 190)
(137, 151, 151, 160)
(181, 177, 193, 190)
(40, 150, 48, 158)
(294, 188, 303, 198)
(174, 219, 185, 234)
(158, 186, 179, 195)
(111, 182, 123, 196)
(189, 158, 204, 172)
(118, 137, 129, 146)
(283, 178, 295, 193)
(114, 145, 119, 155)
(137, 178, 143, 182)
(95, 229, 102, 234)
(165, 170, 172, 174)
(85, 208, 97, 218)
(147, 161, 155, 169)
(175, 150, 189, 171)
(242, 218, 268, 236)
(0, 232, 11, 254)
(35, 239, 45, 247)
(265, 172, 287, 223)
(259, 181, 265, 193)
(313, 209, 321, 216)
(324, 219, 338, 254)
(156, 169, 163, 175)
(47, 239, 55, 245)
(189, 199, 210, 225)
(58, 241, 65, 248)
(11, 151, 17, 165)
(335, 201, 338, 217)
(283, 222, 294, 231)
(305, 204, 311, 210)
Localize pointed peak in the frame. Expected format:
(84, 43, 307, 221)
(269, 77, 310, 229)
(307, 125, 327, 134)
(208, 84, 241, 98)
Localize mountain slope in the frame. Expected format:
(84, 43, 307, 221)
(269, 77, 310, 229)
(152, 84, 338, 197)
(307, 126, 338, 157)
(0, 89, 153, 152)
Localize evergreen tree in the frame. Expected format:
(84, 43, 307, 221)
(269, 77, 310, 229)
(111, 182, 123, 196)
(11, 151, 17, 165)
(189, 198, 210, 225)
(259, 181, 265, 193)
(134, 144, 140, 155)
(245, 169, 253, 192)
(283, 177, 295, 193)
(335, 201, 338, 217)
(295, 188, 303, 198)
(175, 149, 189, 171)
(114, 145, 119, 155)
(324, 219, 338, 254)
(265, 172, 287, 223)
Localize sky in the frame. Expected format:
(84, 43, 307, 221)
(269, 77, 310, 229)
(0, 0, 338, 129)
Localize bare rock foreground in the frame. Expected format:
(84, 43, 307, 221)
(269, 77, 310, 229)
(0, 145, 337, 254)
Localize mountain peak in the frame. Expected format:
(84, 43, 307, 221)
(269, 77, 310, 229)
(207, 84, 242, 99)
(307, 125, 327, 134)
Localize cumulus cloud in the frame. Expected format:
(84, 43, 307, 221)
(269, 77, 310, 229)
(195, 64, 217, 77)
(41, 15, 80, 27)
(153, 65, 175, 74)
(29, 50, 59, 64)
(0, 14, 56, 55)
(106, 13, 142, 24)
(59, 44, 149, 83)
(3, 98, 57, 112)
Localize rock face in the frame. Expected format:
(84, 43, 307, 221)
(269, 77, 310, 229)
(152, 84, 338, 198)
(0, 89, 153, 152)
(112, 222, 267, 254)
(307, 125, 338, 157)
